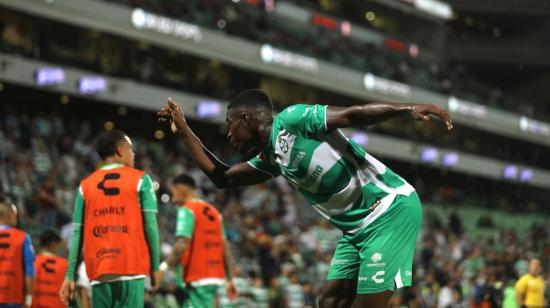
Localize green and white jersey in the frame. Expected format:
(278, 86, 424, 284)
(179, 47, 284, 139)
(286, 283, 305, 308)
(250, 286, 269, 308)
(248, 104, 414, 233)
(217, 277, 251, 307)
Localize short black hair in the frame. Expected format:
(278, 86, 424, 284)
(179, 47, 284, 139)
(228, 89, 273, 112)
(94, 129, 127, 160)
(39, 229, 62, 247)
(173, 174, 196, 189)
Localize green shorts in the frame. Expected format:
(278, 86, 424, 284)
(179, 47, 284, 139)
(91, 278, 144, 308)
(327, 192, 422, 294)
(183, 284, 219, 308)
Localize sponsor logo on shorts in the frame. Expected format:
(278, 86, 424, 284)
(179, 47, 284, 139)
(405, 271, 412, 276)
(358, 276, 368, 281)
(371, 253, 383, 263)
(372, 271, 385, 284)
(367, 252, 385, 268)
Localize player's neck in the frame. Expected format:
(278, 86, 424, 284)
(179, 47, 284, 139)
(41, 250, 57, 256)
(103, 157, 127, 167)
(183, 193, 199, 203)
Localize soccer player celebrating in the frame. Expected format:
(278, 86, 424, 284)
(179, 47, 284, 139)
(159, 174, 235, 308)
(158, 89, 453, 308)
(0, 199, 35, 308)
(60, 130, 161, 307)
(32, 230, 67, 308)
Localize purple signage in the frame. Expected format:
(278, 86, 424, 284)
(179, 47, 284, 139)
(79, 76, 107, 94)
(35, 67, 65, 86)
(196, 100, 222, 118)
(442, 152, 459, 166)
(350, 132, 368, 146)
(420, 147, 438, 163)
(503, 165, 518, 179)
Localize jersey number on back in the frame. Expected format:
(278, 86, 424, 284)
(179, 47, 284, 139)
(97, 173, 121, 196)
(41, 259, 57, 274)
(0, 233, 10, 249)
(203, 207, 216, 222)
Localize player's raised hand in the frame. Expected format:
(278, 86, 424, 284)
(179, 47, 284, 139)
(410, 104, 453, 130)
(157, 97, 186, 133)
(59, 279, 76, 305)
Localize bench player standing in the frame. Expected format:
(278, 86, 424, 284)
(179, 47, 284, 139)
(159, 174, 236, 308)
(0, 199, 35, 308)
(60, 130, 161, 307)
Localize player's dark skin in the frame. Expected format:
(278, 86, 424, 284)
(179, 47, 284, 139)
(158, 96, 452, 308)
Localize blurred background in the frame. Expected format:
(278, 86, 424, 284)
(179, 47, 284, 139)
(0, 0, 549, 307)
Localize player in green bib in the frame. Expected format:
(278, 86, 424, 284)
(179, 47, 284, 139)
(158, 89, 453, 308)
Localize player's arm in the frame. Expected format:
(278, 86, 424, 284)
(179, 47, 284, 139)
(221, 220, 235, 281)
(325, 102, 453, 131)
(161, 206, 194, 272)
(138, 174, 161, 289)
(166, 237, 190, 268)
(60, 186, 85, 305)
(22, 235, 35, 308)
(76, 263, 91, 308)
(158, 98, 272, 188)
(79, 288, 91, 308)
(223, 240, 235, 280)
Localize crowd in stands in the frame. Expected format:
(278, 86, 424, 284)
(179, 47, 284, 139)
(2, 12, 550, 171)
(1, 97, 549, 307)
(95, 0, 533, 118)
(0, 0, 540, 121)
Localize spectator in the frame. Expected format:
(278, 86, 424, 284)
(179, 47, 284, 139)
(515, 258, 545, 308)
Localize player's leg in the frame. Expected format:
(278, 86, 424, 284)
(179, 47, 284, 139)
(113, 279, 144, 308)
(184, 284, 219, 308)
(355, 192, 423, 307)
(319, 279, 358, 308)
(319, 235, 361, 308)
(353, 290, 394, 308)
(91, 282, 113, 308)
(195, 285, 219, 307)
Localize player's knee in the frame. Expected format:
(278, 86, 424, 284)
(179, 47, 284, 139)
(318, 293, 337, 308)
(319, 292, 350, 308)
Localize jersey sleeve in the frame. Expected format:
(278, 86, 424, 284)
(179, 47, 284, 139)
(220, 215, 226, 240)
(138, 173, 158, 213)
(66, 185, 85, 281)
(22, 234, 35, 277)
(139, 173, 160, 272)
(247, 151, 281, 177)
(175, 207, 195, 237)
(279, 104, 328, 137)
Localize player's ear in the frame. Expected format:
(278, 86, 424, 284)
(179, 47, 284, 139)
(242, 112, 254, 125)
(115, 146, 122, 157)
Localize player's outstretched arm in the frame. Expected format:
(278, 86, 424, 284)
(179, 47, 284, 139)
(158, 98, 272, 188)
(325, 102, 453, 131)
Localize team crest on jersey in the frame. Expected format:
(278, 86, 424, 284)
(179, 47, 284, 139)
(279, 138, 289, 153)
